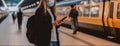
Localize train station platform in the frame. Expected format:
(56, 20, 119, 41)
(59, 27, 120, 46)
(0, 13, 120, 46)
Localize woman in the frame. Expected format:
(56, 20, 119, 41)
(26, 0, 60, 46)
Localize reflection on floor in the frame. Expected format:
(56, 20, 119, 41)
(0, 13, 33, 45)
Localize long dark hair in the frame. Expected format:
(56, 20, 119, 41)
(37, 0, 56, 14)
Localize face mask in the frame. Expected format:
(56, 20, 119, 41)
(48, 0, 54, 7)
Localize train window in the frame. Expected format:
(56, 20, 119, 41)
(91, 6, 99, 17)
(99, 0, 103, 2)
(83, 0, 90, 4)
(117, 3, 120, 19)
(109, 2, 114, 18)
(84, 6, 90, 17)
(105, 0, 109, 2)
(92, 0, 99, 3)
(88, 0, 90, 4)
(78, 6, 83, 16)
(89, 0, 103, 3)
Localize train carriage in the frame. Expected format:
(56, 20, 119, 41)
(56, 0, 120, 38)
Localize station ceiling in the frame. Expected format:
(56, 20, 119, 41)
(0, 0, 63, 7)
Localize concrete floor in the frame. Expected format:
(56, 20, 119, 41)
(0, 13, 88, 46)
(0, 13, 120, 46)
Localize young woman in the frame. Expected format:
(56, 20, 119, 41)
(26, 0, 60, 46)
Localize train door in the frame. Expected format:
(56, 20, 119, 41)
(105, 2, 116, 38)
(106, 1, 120, 38)
(113, 1, 120, 38)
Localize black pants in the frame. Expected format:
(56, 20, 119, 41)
(12, 15, 16, 23)
(70, 18, 78, 34)
(18, 19, 22, 30)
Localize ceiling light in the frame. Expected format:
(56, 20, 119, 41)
(2, 0, 7, 8)
(16, 0, 24, 7)
(36, 1, 39, 4)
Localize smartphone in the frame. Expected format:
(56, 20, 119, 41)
(60, 16, 67, 21)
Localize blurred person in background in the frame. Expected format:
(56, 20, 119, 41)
(17, 9, 23, 31)
(12, 12, 16, 24)
(69, 4, 78, 34)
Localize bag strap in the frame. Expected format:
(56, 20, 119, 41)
(47, 8, 55, 23)
(47, 8, 58, 41)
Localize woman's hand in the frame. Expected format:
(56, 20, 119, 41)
(52, 20, 63, 26)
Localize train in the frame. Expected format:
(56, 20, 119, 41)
(0, 9, 8, 18)
(23, 0, 120, 38)
(56, 0, 120, 38)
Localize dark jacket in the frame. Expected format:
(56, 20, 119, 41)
(12, 12, 16, 20)
(69, 9, 78, 19)
(26, 5, 53, 46)
(17, 11, 23, 20)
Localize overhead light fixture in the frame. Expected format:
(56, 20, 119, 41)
(36, 1, 39, 4)
(28, 5, 31, 7)
(33, 3, 36, 6)
(2, 0, 7, 8)
(30, 4, 33, 7)
(16, 0, 24, 7)
(8, 7, 18, 11)
(26, 6, 29, 8)
(31, 3, 36, 6)
(23, 7, 26, 9)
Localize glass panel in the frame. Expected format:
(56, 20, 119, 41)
(78, 6, 83, 16)
(91, 6, 99, 17)
(82, 0, 89, 4)
(109, 2, 114, 18)
(117, 3, 120, 19)
(84, 6, 90, 17)
(56, 7, 70, 15)
(100, 0, 103, 2)
(91, 0, 99, 3)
